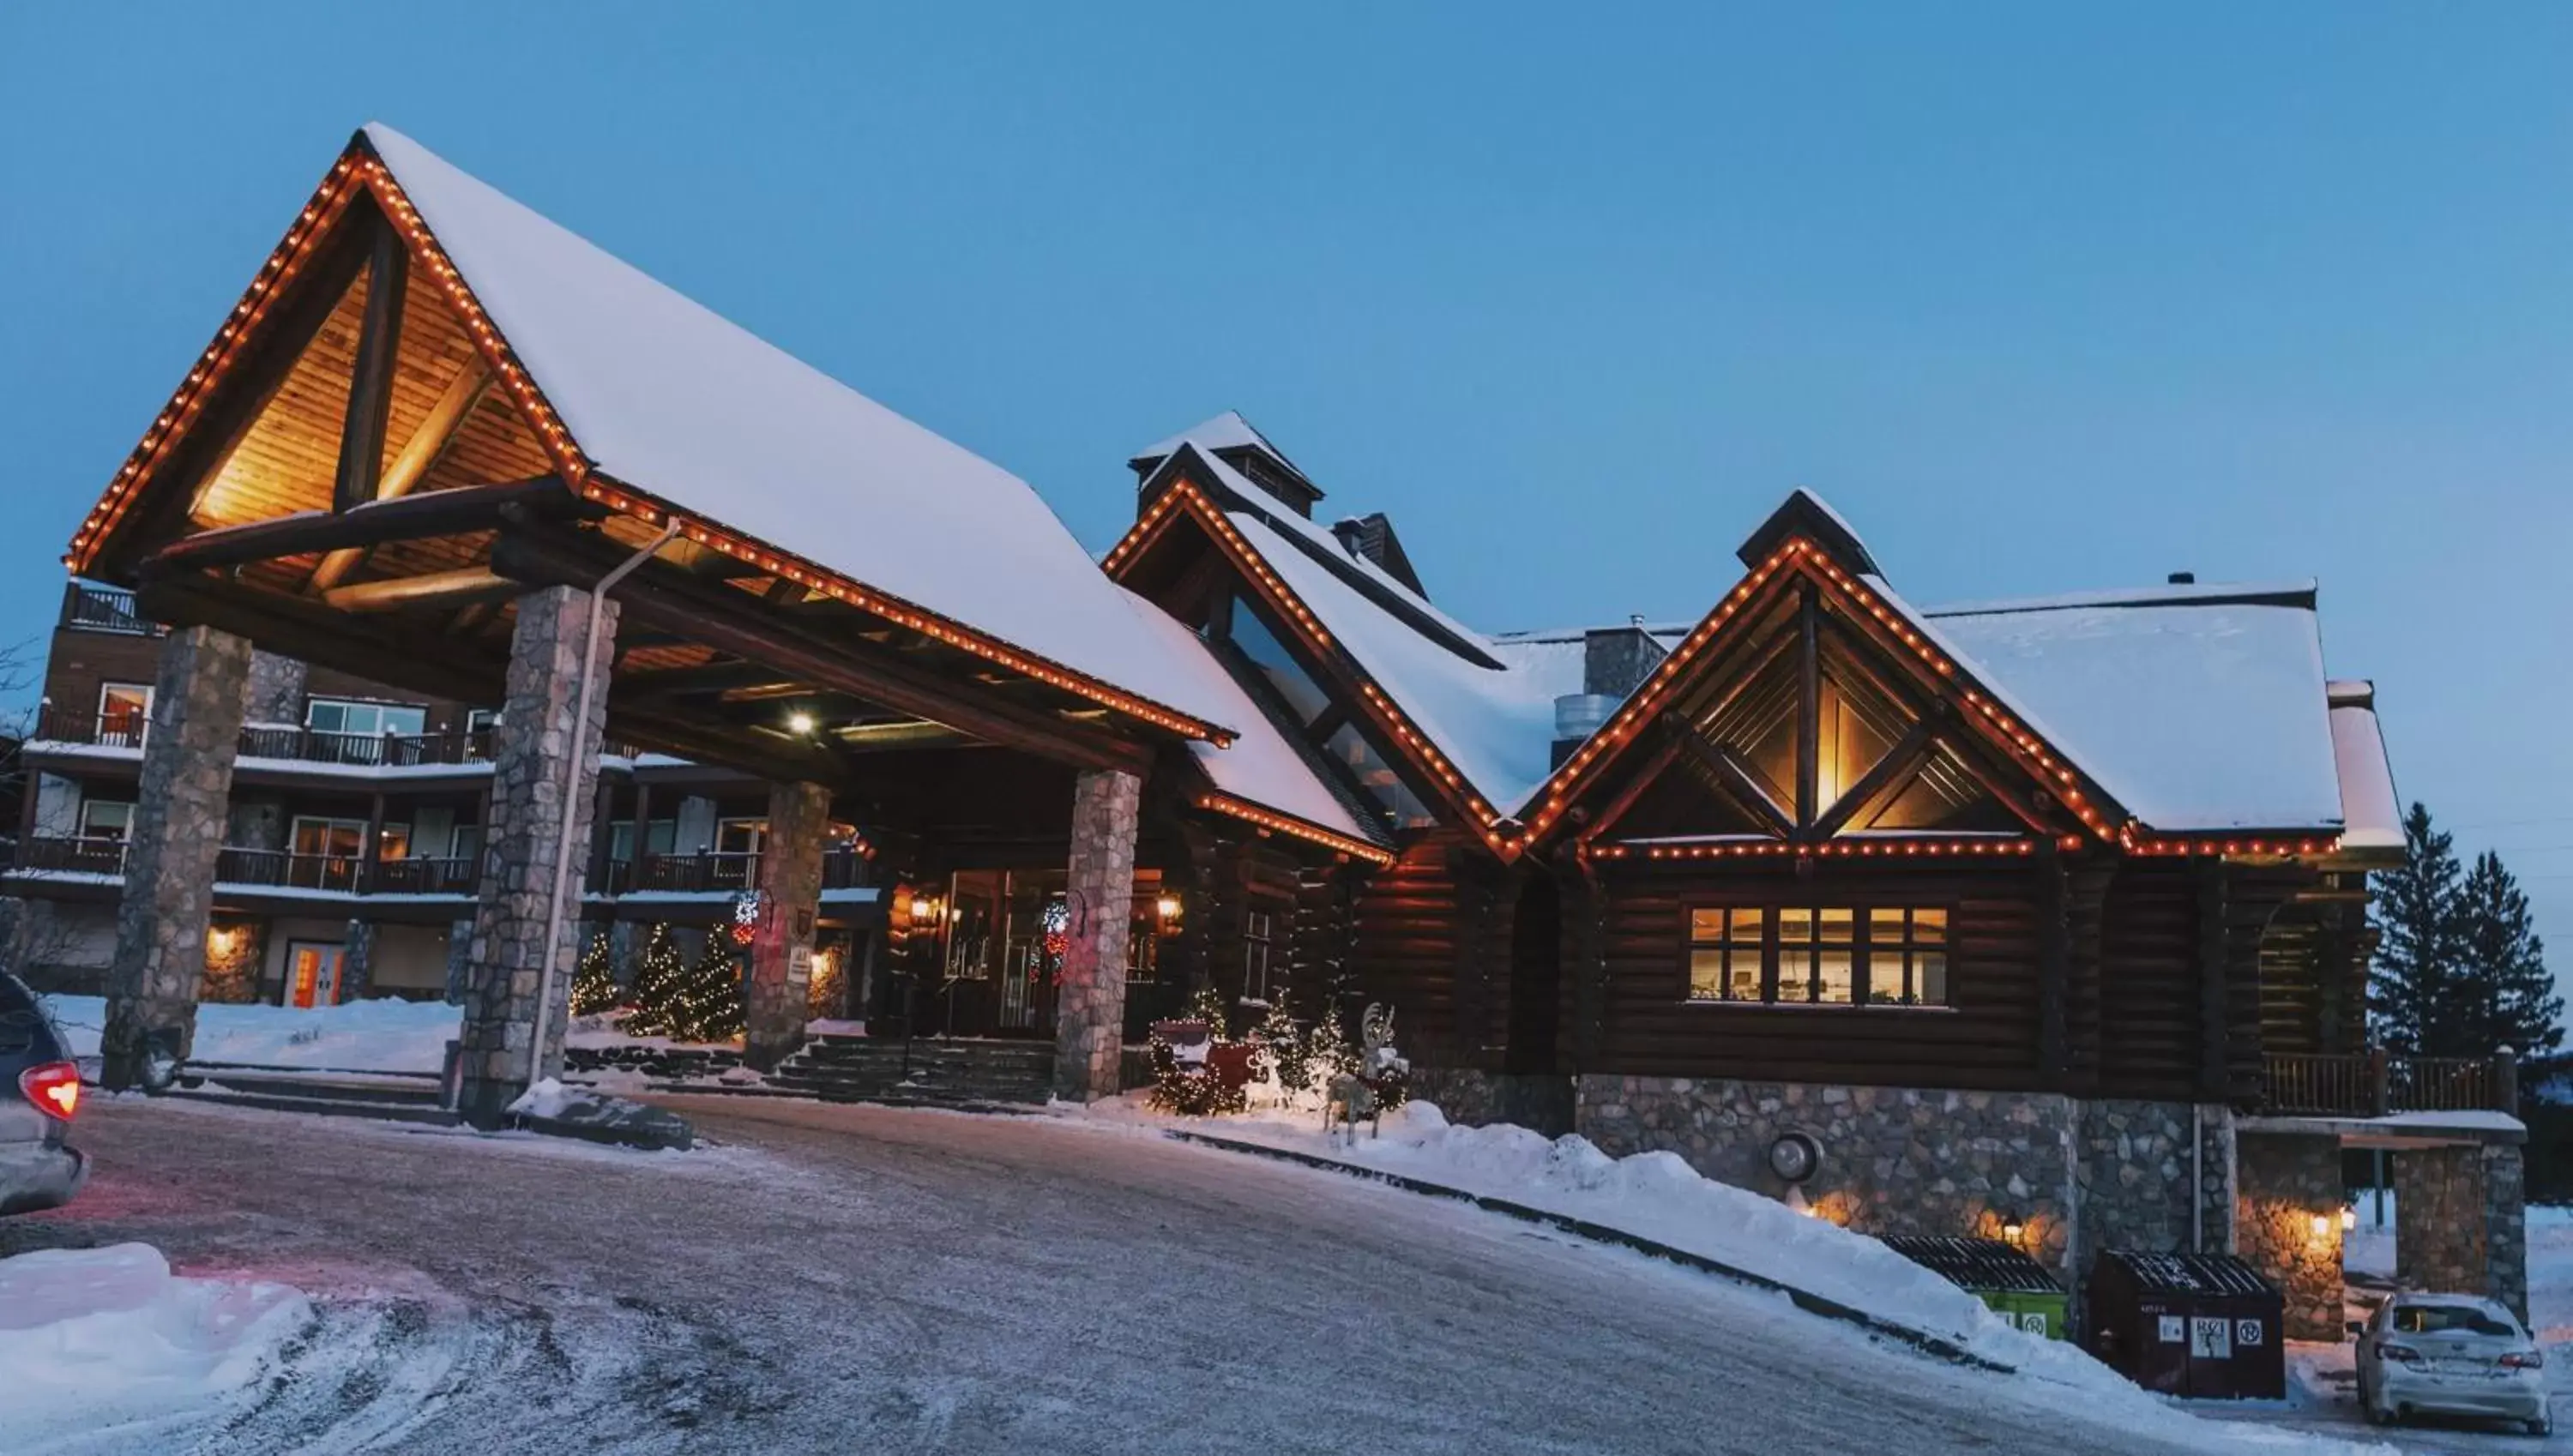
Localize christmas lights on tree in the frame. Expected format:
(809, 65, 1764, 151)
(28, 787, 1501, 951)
(619, 924, 691, 1038)
(569, 931, 620, 1018)
(672, 932, 746, 1044)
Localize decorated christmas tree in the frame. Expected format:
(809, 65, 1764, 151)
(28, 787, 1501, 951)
(672, 933, 746, 1044)
(619, 924, 690, 1038)
(568, 931, 621, 1018)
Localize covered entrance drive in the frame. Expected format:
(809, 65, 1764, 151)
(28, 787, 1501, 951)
(68, 124, 1244, 1121)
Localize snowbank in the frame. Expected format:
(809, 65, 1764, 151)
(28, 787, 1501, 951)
(1084, 1096, 2133, 1388)
(39, 994, 461, 1073)
(0, 1243, 310, 1445)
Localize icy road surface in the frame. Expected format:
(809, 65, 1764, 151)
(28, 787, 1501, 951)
(3, 1095, 2317, 1456)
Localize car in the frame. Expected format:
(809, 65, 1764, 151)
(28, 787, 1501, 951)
(0, 971, 87, 1215)
(2353, 1291, 2552, 1436)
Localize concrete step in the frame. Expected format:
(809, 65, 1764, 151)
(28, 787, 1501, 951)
(166, 1083, 461, 1127)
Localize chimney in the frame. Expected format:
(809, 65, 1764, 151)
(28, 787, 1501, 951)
(2167, 571, 2196, 585)
(1553, 619, 1666, 767)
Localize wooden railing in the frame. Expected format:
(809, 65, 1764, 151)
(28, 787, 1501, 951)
(35, 707, 499, 768)
(214, 848, 366, 893)
(370, 857, 479, 896)
(2263, 1049, 2515, 1116)
(60, 581, 160, 635)
(609, 848, 871, 896)
(8, 835, 130, 875)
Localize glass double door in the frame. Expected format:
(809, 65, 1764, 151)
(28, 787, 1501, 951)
(926, 869, 1066, 1038)
(285, 941, 345, 1008)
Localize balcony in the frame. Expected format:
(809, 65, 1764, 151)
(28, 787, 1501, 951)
(60, 582, 161, 636)
(609, 848, 873, 896)
(33, 706, 497, 770)
(2263, 1050, 2516, 1117)
(9, 835, 130, 876)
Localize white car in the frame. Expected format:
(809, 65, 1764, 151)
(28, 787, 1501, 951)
(2353, 1292, 2552, 1435)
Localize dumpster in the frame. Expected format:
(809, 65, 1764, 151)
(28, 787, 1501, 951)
(1882, 1236, 2069, 1340)
(2085, 1251, 2284, 1399)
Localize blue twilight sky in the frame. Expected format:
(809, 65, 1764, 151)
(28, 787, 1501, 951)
(3, 5, 2569, 963)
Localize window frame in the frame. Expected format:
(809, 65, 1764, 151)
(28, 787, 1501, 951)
(1241, 906, 1276, 1005)
(305, 697, 429, 738)
(1680, 896, 1957, 1012)
(78, 797, 136, 841)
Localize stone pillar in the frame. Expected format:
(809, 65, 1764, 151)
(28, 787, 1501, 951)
(102, 625, 254, 1088)
(743, 779, 830, 1071)
(243, 649, 309, 725)
(340, 918, 377, 1003)
(456, 586, 618, 1124)
(2396, 1140, 2528, 1322)
(2234, 1130, 2343, 1341)
(1053, 767, 1142, 1103)
(443, 918, 473, 1005)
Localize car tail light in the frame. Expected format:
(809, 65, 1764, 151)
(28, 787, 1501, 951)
(19, 1061, 80, 1122)
(2379, 1342, 2424, 1364)
(2504, 1351, 2546, 1370)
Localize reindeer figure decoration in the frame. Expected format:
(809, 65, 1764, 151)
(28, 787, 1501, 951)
(1323, 1003, 1403, 1145)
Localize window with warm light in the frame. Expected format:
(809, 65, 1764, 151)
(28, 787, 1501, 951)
(1684, 903, 1952, 1008)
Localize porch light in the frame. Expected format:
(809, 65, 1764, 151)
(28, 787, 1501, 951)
(786, 711, 816, 735)
(2341, 1205, 2358, 1234)
(908, 893, 942, 925)
(2311, 1212, 2335, 1241)
(1155, 893, 1183, 930)
(2000, 1213, 2026, 1247)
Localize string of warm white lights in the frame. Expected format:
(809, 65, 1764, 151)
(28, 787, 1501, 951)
(1196, 792, 1395, 866)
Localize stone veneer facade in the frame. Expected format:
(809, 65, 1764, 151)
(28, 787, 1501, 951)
(2235, 1131, 2347, 1340)
(2073, 1099, 2238, 1260)
(456, 587, 618, 1124)
(103, 624, 253, 1088)
(1052, 767, 1142, 1103)
(1576, 1074, 2083, 1272)
(2397, 1141, 2528, 1321)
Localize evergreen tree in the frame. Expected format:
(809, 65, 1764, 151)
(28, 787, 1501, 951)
(673, 933, 746, 1044)
(568, 931, 620, 1018)
(2453, 850, 2564, 1059)
(2370, 803, 2468, 1055)
(620, 924, 690, 1038)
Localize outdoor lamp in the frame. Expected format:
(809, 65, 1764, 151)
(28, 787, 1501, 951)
(2311, 1212, 2334, 1240)
(2341, 1205, 2358, 1233)
(786, 710, 816, 735)
(1155, 893, 1183, 930)
(1999, 1212, 2026, 1246)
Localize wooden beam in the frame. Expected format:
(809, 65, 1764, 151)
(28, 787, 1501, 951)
(319, 566, 514, 613)
(136, 572, 499, 705)
(1808, 721, 1934, 840)
(332, 217, 409, 514)
(606, 705, 847, 786)
(144, 476, 578, 574)
(1795, 580, 1819, 829)
(310, 354, 494, 592)
(834, 720, 971, 752)
(2196, 858, 2230, 1100)
(1668, 719, 1796, 837)
(1578, 731, 1690, 845)
(491, 522, 1154, 776)
(2037, 841, 2069, 1083)
(622, 659, 807, 701)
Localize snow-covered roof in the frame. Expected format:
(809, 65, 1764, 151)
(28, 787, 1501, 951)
(1130, 411, 1287, 471)
(363, 123, 1236, 737)
(1226, 513, 1563, 814)
(1920, 591, 2343, 832)
(2327, 681, 2403, 851)
(1119, 593, 1378, 845)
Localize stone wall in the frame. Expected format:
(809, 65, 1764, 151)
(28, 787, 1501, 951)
(2075, 1100, 2236, 1261)
(1576, 1074, 2081, 1274)
(744, 779, 829, 1071)
(2397, 1141, 2528, 1321)
(2236, 1131, 2345, 1340)
(1411, 1068, 1576, 1136)
(242, 650, 310, 725)
(200, 918, 264, 1003)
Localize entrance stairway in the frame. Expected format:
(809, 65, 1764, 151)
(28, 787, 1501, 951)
(166, 1064, 461, 1126)
(768, 1034, 1055, 1107)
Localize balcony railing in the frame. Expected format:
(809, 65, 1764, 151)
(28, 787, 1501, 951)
(61, 582, 160, 636)
(9, 835, 130, 875)
(34, 706, 497, 769)
(609, 848, 871, 895)
(369, 856, 479, 896)
(2263, 1049, 2515, 1116)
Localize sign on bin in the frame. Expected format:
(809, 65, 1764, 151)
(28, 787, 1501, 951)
(2190, 1318, 2232, 1360)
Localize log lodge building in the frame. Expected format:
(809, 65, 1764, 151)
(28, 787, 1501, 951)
(20, 124, 2527, 1335)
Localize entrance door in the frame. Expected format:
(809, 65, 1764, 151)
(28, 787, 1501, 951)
(997, 870, 1066, 1036)
(286, 941, 345, 1008)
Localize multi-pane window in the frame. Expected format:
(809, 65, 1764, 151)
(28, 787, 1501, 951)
(306, 698, 428, 737)
(79, 799, 134, 841)
(1686, 907, 1765, 1002)
(1242, 909, 1275, 1003)
(97, 683, 151, 746)
(292, 816, 368, 858)
(1685, 903, 1951, 1008)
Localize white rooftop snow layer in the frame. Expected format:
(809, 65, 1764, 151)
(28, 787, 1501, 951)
(1227, 513, 1562, 812)
(2329, 695, 2403, 851)
(1133, 410, 1279, 466)
(1923, 594, 2343, 832)
(362, 124, 1234, 735)
(1119, 595, 1377, 842)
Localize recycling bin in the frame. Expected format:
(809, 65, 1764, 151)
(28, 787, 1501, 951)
(1882, 1236, 2070, 1340)
(2085, 1250, 2284, 1399)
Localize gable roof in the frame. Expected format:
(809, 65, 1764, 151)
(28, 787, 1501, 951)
(124, 123, 1236, 743)
(1130, 411, 1295, 474)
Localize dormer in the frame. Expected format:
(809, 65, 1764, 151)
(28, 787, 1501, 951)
(1130, 411, 1324, 519)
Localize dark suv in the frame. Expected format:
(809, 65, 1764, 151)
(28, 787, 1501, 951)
(0, 971, 86, 1214)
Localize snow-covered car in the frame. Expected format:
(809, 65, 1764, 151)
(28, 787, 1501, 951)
(2353, 1291, 2551, 1435)
(0, 972, 87, 1215)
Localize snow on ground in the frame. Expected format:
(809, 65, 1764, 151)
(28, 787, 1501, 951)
(0, 1242, 310, 1453)
(39, 993, 461, 1072)
(2532, 1205, 2573, 1350)
(1075, 1093, 2253, 1423)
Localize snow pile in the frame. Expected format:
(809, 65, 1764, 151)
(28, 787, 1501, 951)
(1089, 1097, 2136, 1393)
(40, 994, 460, 1072)
(0, 1243, 310, 1443)
(2532, 1204, 2573, 1349)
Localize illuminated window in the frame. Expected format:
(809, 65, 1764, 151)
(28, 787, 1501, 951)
(96, 683, 151, 747)
(1684, 903, 1950, 1008)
